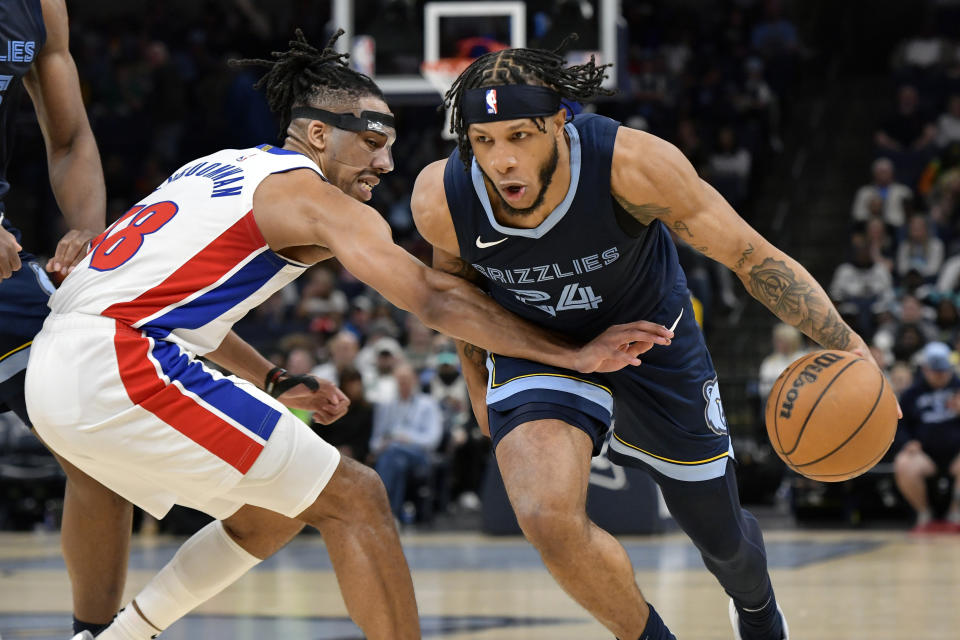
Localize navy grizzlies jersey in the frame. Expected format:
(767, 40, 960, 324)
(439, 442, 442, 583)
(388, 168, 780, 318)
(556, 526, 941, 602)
(0, 0, 46, 242)
(444, 113, 682, 342)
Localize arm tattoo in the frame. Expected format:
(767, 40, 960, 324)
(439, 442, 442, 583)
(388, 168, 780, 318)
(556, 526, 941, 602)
(461, 342, 487, 368)
(671, 220, 693, 238)
(438, 256, 484, 285)
(734, 243, 754, 270)
(612, 194, 671, 225)
(748, 257, 852, 350)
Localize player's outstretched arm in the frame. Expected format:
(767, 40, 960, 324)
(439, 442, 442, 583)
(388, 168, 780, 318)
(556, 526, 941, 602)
(611, 127, 869, 357)
(253, 169, 671, 374)
(23, 0, 105, 276)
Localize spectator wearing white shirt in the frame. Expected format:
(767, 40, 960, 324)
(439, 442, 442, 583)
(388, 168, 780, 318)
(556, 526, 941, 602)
(310, 330, 359, 385)
(896, 213, 944, 280)
(851, 158, 913, 228)
(936, 94, 960, 148)
(830, 236, 894, 304)
(371, 363, 444, 519)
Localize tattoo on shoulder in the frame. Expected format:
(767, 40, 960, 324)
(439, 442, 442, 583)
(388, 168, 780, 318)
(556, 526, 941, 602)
(747, 257, 852, 351)
(613, 194, 671, 225)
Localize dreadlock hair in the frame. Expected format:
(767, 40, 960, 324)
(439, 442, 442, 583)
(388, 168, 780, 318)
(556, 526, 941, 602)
(231, 29, 384, 141)
(443, 34, 615, 167)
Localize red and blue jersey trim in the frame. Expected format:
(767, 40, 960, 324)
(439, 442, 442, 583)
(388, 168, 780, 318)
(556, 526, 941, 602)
(102, 210, 285, 336)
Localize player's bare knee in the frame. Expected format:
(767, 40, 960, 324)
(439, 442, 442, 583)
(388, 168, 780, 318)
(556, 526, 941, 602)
(302, 458, 391, 528)
(64, 471, 129, 512)
(514, 504, 587, 553)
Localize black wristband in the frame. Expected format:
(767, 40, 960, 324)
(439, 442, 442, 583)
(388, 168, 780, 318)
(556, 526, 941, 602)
(264, 366, 287, 397)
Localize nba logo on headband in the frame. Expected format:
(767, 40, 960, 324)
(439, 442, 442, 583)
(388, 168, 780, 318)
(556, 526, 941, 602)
(485, 89, 498, 115)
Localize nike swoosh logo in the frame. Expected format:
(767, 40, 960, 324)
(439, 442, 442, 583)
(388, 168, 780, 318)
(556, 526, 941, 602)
(668, 307, 684, 332)
(476, 236, 508, 249)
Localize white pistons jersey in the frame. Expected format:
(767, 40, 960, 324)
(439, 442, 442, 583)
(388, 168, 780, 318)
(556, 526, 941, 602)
(50, 144, 322, 354)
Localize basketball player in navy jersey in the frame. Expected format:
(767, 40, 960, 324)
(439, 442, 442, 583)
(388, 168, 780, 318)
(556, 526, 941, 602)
(0, 1, 134, 635)
(412, 45, 887, 640)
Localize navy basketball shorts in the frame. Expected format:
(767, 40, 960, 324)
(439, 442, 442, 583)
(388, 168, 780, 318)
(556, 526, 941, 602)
(485, 281, 733, 482)
(0, 255, 56, 425)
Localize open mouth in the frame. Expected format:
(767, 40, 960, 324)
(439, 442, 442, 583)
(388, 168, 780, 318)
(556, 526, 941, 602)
(359, 177, 379, 192)
(501, 184, 527, 201)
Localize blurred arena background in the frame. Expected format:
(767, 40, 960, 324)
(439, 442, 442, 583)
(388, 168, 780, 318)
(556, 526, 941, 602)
(3, 0, 960, 638)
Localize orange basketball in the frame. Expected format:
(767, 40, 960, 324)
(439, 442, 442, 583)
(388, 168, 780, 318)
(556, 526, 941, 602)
(765, 350, 898, 482)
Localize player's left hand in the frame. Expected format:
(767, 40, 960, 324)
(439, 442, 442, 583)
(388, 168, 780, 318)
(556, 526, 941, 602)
(574, 320, 674, 373)
(47, 228, 100, 277)
(275, 376, 351, 424)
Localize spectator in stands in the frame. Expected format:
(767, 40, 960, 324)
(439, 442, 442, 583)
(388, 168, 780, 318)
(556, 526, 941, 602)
(877, 294, 939, 354)
(707, 126, 752, 210)
(934, 298, 959, 342)
(876, 85, 938, 154)
(370, 363, 444, 520)
(428, 350, 471, 438)
(851, 158, 913, 229)
(311, 330, 360, 386)
(675, 118, 707, 169)
(830, 234, 895, 332)
(296, 265, 349, 320)
(404, 315, 437, 372)
(864, 217, 896, 272)
(362, 337, 403, 405)
(937, 250, 960, 295)
(929, 167, 960, 253)
(896, 213, 944, 281)
(936, 94, 960, 148)
(232, 289, 301, 353)
(758, 323, 807, 400)
(889, 360, 915, 396)
(343, 294, 374, 341)
(876, 85, 938, 187)
(735, 56, 782, 152)
(893, 341, 960, 532)
(313, 367, 374, 464)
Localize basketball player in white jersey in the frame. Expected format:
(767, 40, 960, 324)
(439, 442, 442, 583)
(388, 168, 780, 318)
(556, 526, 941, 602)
(27, 31, 672, 640)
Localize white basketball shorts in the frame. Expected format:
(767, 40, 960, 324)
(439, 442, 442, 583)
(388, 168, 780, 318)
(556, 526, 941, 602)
(25, 313, 340, 520)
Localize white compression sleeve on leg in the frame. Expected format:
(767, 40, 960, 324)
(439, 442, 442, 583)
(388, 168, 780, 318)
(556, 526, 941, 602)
(99, 520, 261, 639)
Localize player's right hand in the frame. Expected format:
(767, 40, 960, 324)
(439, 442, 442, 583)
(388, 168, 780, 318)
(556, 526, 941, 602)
(47, 228, 100, 277)
(0, 226, 23, 280)
(574, 320, 674, 373)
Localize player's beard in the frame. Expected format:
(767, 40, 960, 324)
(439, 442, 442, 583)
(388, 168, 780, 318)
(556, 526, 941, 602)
(481, 138, 560, 217)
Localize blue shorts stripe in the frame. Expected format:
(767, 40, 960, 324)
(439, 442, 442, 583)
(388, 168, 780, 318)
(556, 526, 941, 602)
(489, 388, 613, 426)
(0, 343, 30, 384)
(149, 340, 281, 440)
(608, 433, 733, 481)
(487, 371, 614, 416)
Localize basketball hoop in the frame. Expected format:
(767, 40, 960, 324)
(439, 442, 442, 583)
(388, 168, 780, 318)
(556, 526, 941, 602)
(421, 57, 473, 140)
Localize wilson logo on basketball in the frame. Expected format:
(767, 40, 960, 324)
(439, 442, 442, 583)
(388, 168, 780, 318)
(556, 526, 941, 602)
(778, 352, 845, 419)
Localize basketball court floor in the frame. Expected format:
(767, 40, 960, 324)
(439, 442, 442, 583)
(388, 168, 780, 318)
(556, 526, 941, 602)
(1, 524, 958, 640)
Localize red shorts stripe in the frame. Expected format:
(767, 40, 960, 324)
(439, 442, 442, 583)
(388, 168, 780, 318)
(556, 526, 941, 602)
(113, 321, 262, 473)
(103, 211, 266, 326)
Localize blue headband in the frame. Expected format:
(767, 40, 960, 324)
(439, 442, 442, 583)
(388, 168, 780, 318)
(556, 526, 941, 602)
(462, 85, 562, 124)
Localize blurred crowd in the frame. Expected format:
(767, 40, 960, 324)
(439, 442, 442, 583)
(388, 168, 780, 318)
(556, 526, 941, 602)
(758, 5, 960, 531)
